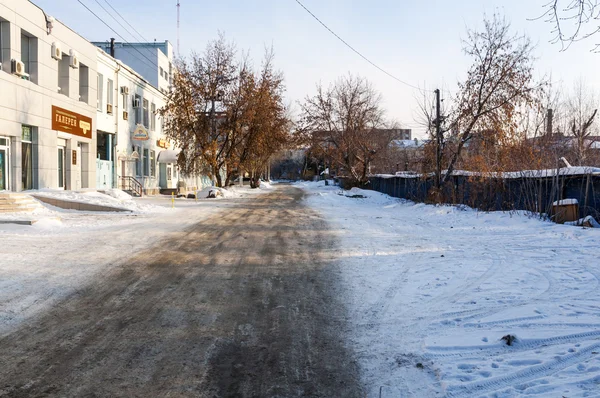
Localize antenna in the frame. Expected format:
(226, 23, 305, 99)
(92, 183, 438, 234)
(176, 0, 180, 57)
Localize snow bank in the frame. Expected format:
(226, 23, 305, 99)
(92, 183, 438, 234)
(302, 180, 600, 397)
(196, 186, 237, 199)
(374, 166, 600, 179)
(29, 189, 167, 213)
(552, 198, 578, 206)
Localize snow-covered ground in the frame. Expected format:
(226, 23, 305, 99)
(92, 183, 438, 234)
(302, 181, 600, 398)
(0, 186, 271, 338)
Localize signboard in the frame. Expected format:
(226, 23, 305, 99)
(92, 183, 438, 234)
(157, 139, 169, 149)
(132, 124, 149, 141)
(72, 150, 77, 165)
(52, 106, 92, 138)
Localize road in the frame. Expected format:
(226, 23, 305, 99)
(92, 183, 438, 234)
(0, 186, 362, 397)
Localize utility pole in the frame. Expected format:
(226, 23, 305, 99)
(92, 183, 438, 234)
(434, 88, 442, 189)
(176, 1, 180, 57)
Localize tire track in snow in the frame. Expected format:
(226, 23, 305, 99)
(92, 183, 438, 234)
(424, 329, 600, 358)
(445, 342, 600, 397)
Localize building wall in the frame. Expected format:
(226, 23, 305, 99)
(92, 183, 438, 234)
(0, 0, 97, 191)
(96, 50, 174, 194)
(93, 41, 173, 94)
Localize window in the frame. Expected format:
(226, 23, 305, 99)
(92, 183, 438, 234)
(79, 64, 89, 103)
(106, 79, 114, 112)
(150, 150, 155, 177)
(20, 30, 37, 83)
(21, 33, 30, 73)
(143, 148, 149, 176)
(142, 99, 149, 128)
(165, 72, 169, 83)
(58, 52, 69, 95)
(0, 19, 8, 69)
(97, 73, 104, 111)
(159, 66, 163, 78)
(21, 126, 34, 190)
(134, 95, 142, 124)
(135, 145, 141, 176)
(150, 103, 156, 131)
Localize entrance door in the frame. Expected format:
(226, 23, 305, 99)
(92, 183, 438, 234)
(0, 137, 9, 191)
(57, 146, 65, 189)
(76, 143, 82, 189)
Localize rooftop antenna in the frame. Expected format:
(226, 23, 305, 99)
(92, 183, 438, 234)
(176, 0, 180, 57)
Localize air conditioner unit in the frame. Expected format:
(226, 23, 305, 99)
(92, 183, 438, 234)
(69, 50, 79, 69)
(123, 111, 129, 120)
(11, 59, 26, 77)
(107, 103, 113, 114)
(132, 97, 140, 108)
(51, 42, 63, 60)
(120, 86, 129, 95)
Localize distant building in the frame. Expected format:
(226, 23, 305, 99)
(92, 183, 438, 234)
(93, 40, 174, 94)
(387, 128, 412, 140)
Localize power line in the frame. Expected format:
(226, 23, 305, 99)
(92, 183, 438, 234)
(294, 0, 432, 94)
(92, 0, 144, 43)
(102, 0, 150, 43)
(76, 0, 160, 72)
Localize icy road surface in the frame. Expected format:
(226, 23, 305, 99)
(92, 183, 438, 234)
(0, 186, 361, 397)
(304, 181, 600, 398)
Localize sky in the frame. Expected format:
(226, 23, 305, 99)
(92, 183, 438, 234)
(31, 0, 600, 138)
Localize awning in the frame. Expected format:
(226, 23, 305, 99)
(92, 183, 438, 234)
(157, 150, 180, 163)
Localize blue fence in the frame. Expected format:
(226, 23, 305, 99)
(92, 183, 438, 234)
(365, 172, 600, 220)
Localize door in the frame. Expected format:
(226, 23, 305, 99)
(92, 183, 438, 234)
(76, 144, 82, 190)
(0, 148, 8, 191)
(57, 147, 65, 189)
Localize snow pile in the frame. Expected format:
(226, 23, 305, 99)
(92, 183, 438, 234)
(103, 188, 135, 202)
(302, 181, 600, 397)
(197, 186, 237, 199)
(29, 189, 167, 213)
(258, 180, 273, 189)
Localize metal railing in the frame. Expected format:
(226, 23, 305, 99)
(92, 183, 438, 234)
(119, 176, 143, 197)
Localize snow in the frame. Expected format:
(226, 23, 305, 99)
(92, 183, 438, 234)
(301, 180, 600, 398)
(28, 189, 169, 213)
(374, 166, 600, 180)
(553, 198, 579, 206)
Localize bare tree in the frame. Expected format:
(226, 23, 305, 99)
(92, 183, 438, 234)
(443, 14, 543, 184)
(298, 75, 388, 185)
(235, 49, 291, 187)
(565, 78, 599, 164)
(160, 35, 290, 187)
(538, 0, 600, 52)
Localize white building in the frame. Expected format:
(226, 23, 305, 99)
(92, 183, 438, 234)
(93, 40, 173, 95)
(94, 39, 212, 194)
(96, 49, 179, 195)
(0, 0, 98, 192)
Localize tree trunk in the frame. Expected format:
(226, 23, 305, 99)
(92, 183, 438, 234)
(214, 169, 223, 188)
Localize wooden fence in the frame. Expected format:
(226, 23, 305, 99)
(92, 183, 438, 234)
(364, 171, 600, 220)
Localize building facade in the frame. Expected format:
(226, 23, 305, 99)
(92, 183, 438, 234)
(93, 40, 174, 94)
(0, 0, 98, 192)
(96, 49, 177, 195)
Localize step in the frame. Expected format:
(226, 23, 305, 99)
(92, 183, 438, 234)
(0, 207, 36, 213)
(0, 193, 31, 199)
(0, 198, 38, 205)
(0, 202, 41, 207)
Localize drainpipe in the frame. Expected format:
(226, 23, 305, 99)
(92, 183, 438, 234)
(110, 38, 115, 58)
(113, 62, 121, 188)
